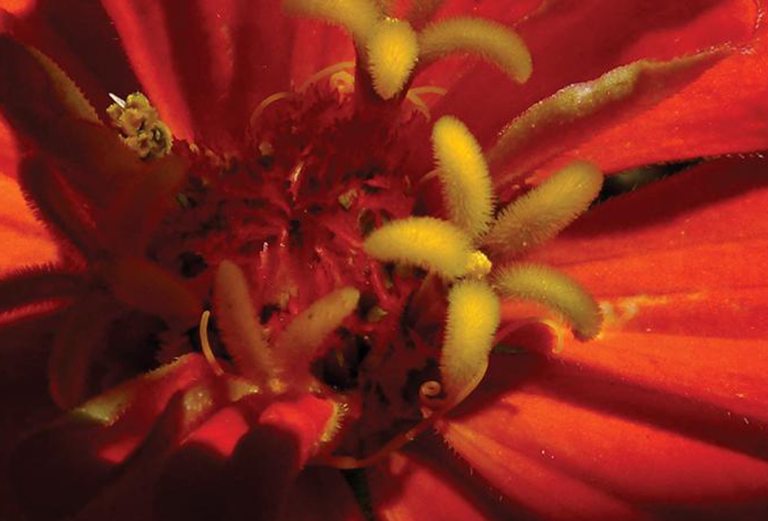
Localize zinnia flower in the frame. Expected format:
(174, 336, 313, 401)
(1, 1, 768, 520)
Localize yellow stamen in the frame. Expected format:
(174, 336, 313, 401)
(249, 91, 291, 125)
(432, 116, 494, 238)
(282, 0, 381, 44)
(366, 18, 420, 100)
(494, 263, 602, 340)
(273, 287, 360, 387)
(107, 92, 172, 159)
(483, 161, 603, 257)
(363, 217, 473, 279)
(441, 279, 500, 406)
(213, 260, 277, 387)
(199, 310, 225, 376)
(330, 70, 356, 94)
(419, 17, 532, 84)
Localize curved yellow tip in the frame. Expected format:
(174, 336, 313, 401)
(483, 161, 603, 257)
(419, 17, 532, 84)
(432, 116, 494, 238)
(367, 18, 419, 100)
(274, 287, 360, 385)
(363, 217, 473, 279)
(440, 280, 500, 406)
(494, 263, 602, 340)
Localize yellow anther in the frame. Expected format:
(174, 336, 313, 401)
(483, 161, 603, 257)
(494, 263, 602, 340)
(107, 92, 172, 159)
(282, 0, 380, 44)
(214, 260, 276, 386)
(466, 250, 492, 279)
(419, 17, 532, 84)
(199, 310, 225, 376)
(366, 18, 420, 100)
(441, 279, 500, 406)
(432, 116, 494, 238)
(364, 217, 474, 279)
(273, 287, 360, 387)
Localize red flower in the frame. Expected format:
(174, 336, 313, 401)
(1, 1, 768, 520)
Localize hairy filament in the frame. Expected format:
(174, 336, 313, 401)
(364, 217, 473, 279)
(366, 18, 420, 100)
(419, 17, 532, 83)
(282, 0, 381, 44)
(483, 161, 603, 257)
(432, 116, 494, 238)
(494, 263, 602, 340)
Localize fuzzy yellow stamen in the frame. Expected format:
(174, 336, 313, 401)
(419, 17, 532, 84)
(213, 260, 277, 388)
(494, 263, 602, 340)
(282, 0, 380, 44)
(199, 310, 224, 376)
(366, 18, 420, 100)
(483, 161, 603, 257)
(364, 217, 474, 279)
(107, 92, 172, 159)
(273, 287, 360, 387)
(432, 116, 494, 238)
(441, 279, 500, 406)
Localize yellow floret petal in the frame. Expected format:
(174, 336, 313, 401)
(214, 260, 277, 387)
(367, 18, 420, 100)
(483, 161, 603, 257)
(440, 280, 501, 406)
(274, 287, 360, 386)
(419, 17, 532, 84)
(432, 116, 494, 238)
(494, 263, 602, 340)
(282, 0, 380, 44)
(363, 217, 473, 279)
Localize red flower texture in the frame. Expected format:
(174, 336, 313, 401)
(1, 0, 768, 520)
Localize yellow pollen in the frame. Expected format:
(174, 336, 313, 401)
(418, 17, 532, 84)
(465, 250, 492, 279)
(441, 279, 501, 406)
(199, 310, 225, 376)
(363, 217, 474, 279)
(107, 92, 172, 159)
(494, 263, 603, 340)
(282, 0, 380, 44)
(366, 18, 420, 100)
(483, 161, 603, 257)
(432, 116, 494, 238)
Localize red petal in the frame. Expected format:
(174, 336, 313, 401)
(442, 351, 768, 520)
(284, 467, 366, 521)
(432, 0, 759, 147)
(101, 0, 298, 148)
